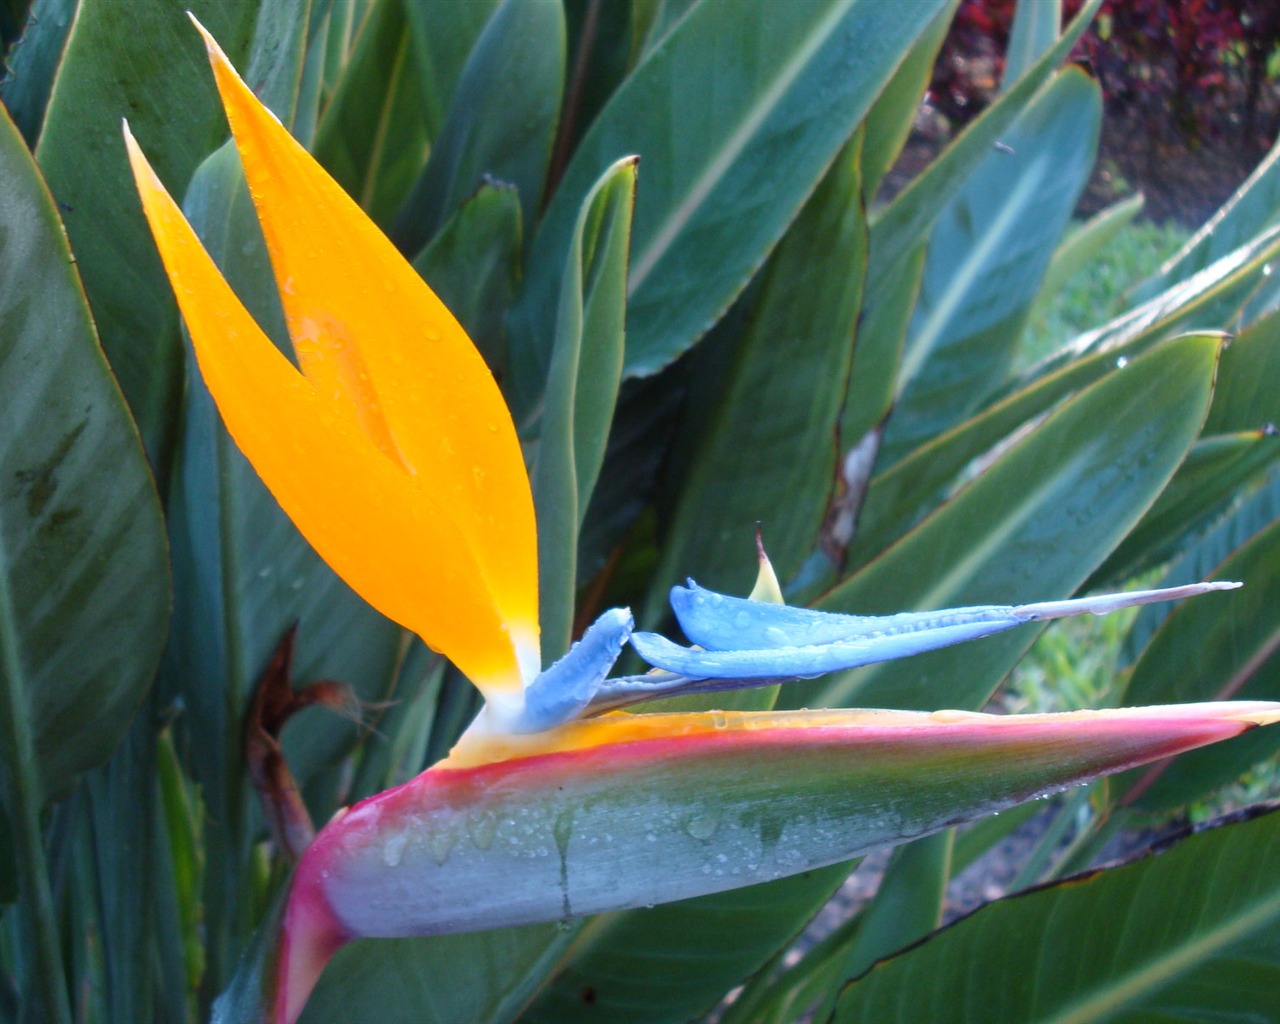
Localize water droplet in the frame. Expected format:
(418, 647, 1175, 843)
(645, 832, 657, 843)
(684, 812, 720, 842)
(709, 711, 727, 730)
(1115, 356, 1129, 369)
(257, 567, 272, 579)
(382, 833, 408, 867)
(429, 831, 456, 865)
(467, 811, 498, 850)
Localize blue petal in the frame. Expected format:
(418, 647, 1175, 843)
(517, 607, 633, 732)
(669, 582, 1014, 651)
(631, 614, 1025, 679)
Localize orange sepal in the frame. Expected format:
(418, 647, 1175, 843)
(124, 125, 524, 701)
(190, 21, 539, 672)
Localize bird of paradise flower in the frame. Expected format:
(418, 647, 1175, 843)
(123, 21, 1279, 1024)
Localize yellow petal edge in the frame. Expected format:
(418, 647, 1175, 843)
(123, 27, 540, 708)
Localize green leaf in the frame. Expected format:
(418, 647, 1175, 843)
(1131, 134, 1280, 305)
(1123, 470, 1280, 664)
(0, 96, 168, 857)
(1034, 193, 1145, 309)
(299, 925, 580, 1024)
(1024, 223, 1280, 386)
(0, 0, 75, 147)
(861, 2, 957, 207)
(785, 332, 1221, 713)
(831, 805, 1280, 1024)
(722, 833, 952, 1024)
(239, 0, 314, 126)
(509, 0, 951, 419)
(867, 0, 1099, 294)
(412, 181, 524, 383)
(535, 157, 636, 659)
(518, 865, 850, 1024)
(881, 68, 1101, 465)
(393, 0, 564, 256)
(1205, 308, 1280, 434)
(401, 0, 497, 142)
(643, 133, 867, 610)
(311, 0, 427, 228)
(1089, 430, 1280, 588)
(0, 101, 168, 1023)
(835, 243, 924, 460)
(1118, 515, 1280, 813)
(33, 0, 260, 464)
(1001, 0, 1060, 89)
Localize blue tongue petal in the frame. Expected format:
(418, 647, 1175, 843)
(629, 581, 1241, 681)
(515, 607, 634, 732)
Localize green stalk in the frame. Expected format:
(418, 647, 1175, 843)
(0, 529, 72, 1024)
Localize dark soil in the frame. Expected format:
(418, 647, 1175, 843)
(883, 58, 1280, 229)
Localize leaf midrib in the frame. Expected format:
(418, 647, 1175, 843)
(626, 0, 859, 293)
(1042, 884, 1280, 1024)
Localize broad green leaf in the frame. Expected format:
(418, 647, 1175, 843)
(413, 181, 523, 382)
(82, 717, 167, 1022)
(535, 158, 636, 660)
(1022, 223, 1280, 386)
(835, 243, 924, 458)
(509, 0, 950, 419)
(645, 133, 867, 612)
(0, 0, 74, 146)
(881, 68, 1101, 466)
(518, 866, 850, 1024)
(311, 0, 427, 228)
(1118, 515, 1280, 813)
(861, 2, 957, 207)
(393, 0, 564, 256)
(0, 102, 168, 1024)
(722, 833, 952, 1024)
(33, 0, 259, 463)
(848, 329, 1164, 568)
(240, 0, 314, 127)
(1089, 431, 1280, 588)
(867, 0, 1099, 293)
(1205, 307, 1280, 434)
(1123, 470, 1280, 665)
(1034, 193, 1144, 310)
(630, 0, 698, 61)
(300, 925, 579, 1024)
(346, 643, 443, 797)
(0, 97, 168, 863)
(831, 805, 1280, 1024)
(1001, 0, 1060, 89)
(1131, 132, 1280, 305)
(785, 333, 1221, 713)
(402, 0, 496, 142)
